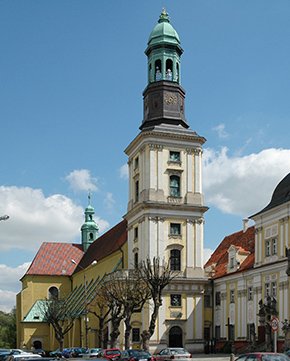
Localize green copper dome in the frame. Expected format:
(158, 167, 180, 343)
(148, 9, 180, 47)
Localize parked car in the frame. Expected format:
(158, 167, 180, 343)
(62, 348, 87, 358)
(154, 348, 191, 361)
(32, 350, 46, 357)
(80, 349, 103, 358)
(235, 353, 290, 361)
(99, 349, 121, 360)
(5, 354, 42, 361)
(49, 349, 62, 358)
(118, 349, 155, 361)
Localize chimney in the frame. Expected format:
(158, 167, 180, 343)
(243, 218, 249, 233)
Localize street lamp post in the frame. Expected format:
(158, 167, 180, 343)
(0, 215, 9, 221)
(71, 259, 97, 349)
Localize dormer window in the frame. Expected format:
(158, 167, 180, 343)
(227, 245, 249, 273)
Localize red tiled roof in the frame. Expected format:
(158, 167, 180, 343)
(25, 242, 84, 276)
(77, 219, 127, 271)
(205, 226, 255, 279)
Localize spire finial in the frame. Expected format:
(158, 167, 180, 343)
(159, 8, 169, 23)
(88, 191, 91, 206)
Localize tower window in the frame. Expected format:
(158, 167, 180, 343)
(166, 59, 173, 81)
(170, 294, 181, 307)
(169, 151, 180, 162)
(170, 249, 181, 271)
(134, 252, 139, 269)
(155, 59, 162, 81)
(170, 223, 181, 236)
(134, 227, 138, 240)
(132, 328, 140, 342)
(89, 232, 94, 240)
(134, 157, 139, 169)
(135, 180, 139, 202)
(170, 175, 180, 197)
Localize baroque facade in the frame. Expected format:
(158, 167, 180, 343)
(17, 11, 209, 353)
(16, 9, 290, 354)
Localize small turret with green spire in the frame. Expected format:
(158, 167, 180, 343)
(81, 193, 99, 252)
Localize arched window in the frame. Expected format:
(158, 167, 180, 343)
(148, 63, 152, 82)
(176, 63, 180, 82)
(48, 286, 59, 300)
(89, 232, 94, 240)
(134, 253, 139, 269)
(170, 175, 180, 197)
(166, 59, 173, 80)
(170, 249, 181, 271)
(155, 59, 162, 81)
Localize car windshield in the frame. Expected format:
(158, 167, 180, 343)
(262, 356, 289, 361)
(107, 351, 120, 355)
(170, 349, 188, 355)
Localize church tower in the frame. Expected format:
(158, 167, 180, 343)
(125, 10, 208, 351)
(81, 194, 99, 252)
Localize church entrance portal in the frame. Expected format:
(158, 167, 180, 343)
(33, 340, 42, 349)
(169, 326, 183, 347)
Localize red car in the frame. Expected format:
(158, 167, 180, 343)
(235, 352, 290, 361)
(99, 349, 121, 360)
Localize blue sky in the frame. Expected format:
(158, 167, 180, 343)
(1, 0, 290, 311)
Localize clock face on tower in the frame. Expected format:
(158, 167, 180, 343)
(164, 92, 178, 105)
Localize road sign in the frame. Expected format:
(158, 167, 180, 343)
(271, 316, 279, 332)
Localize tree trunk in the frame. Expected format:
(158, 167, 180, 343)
(142, 298, 161, 351)
(98, 317, 105, 348)
(124, 316, 132, 350)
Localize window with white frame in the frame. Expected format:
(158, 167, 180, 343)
(215, 291, 221, 306)
(248, 287, 253, 301)
(272, 238, 277, 255)
(169, 151, 181, 162)
(230, 289, 235, 303)
(271, 282, 277, 297)
(265, 282, 270, 297)
(265, 238, 278, 257)
(170, 223, 181, 236)
(265, 240, 271, 257)
(169, 175, 180, 197)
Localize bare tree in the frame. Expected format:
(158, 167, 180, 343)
(104, 270, 150, 349)
(138, 257, 176, 351)
(39, 298, 78, 351)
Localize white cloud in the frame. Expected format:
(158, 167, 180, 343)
(104, 192, 115, 211)
(0, 290, 17, 313)
(0, 185, 109, 251)
(119, 164, 128, 179)
(0, 262, 31, 312)
(0, 263, 30, 292)
(212, 123, 229, 139)
(65, 169, 98, 192)
(203, 147, 290, 217)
